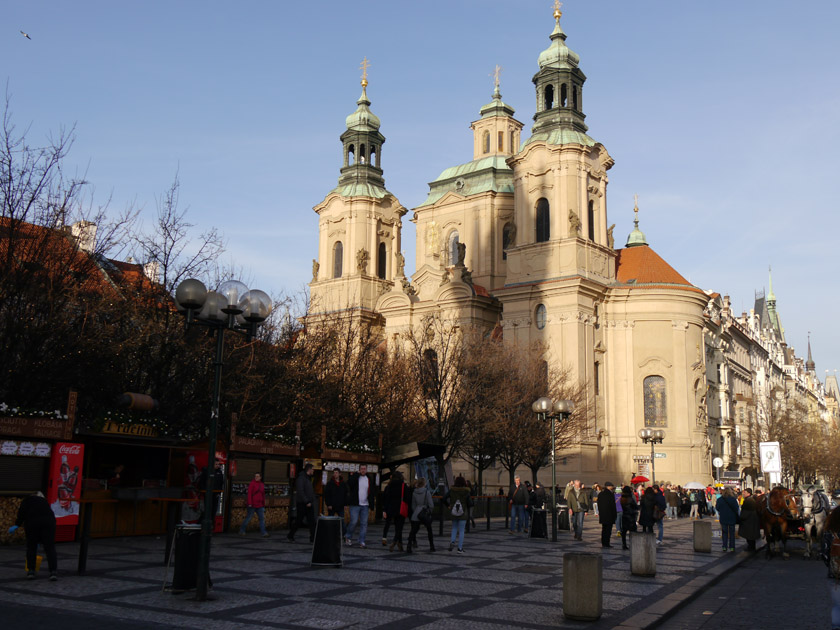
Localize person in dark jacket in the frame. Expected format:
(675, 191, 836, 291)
(324, 468, 349, 537)
(10, 492, 57, 580)
(288, 463, 316, 543)
(597, 482, 618, 548)
(620, 486, 639, 550)
(383, 471, 409, 552)
(653, 485, 667, 543)
(715, 487, 741, 552)
(508, 476, 529, 534)
(445, 476, 472, 553)
(638, 487, 656, 533)
(737, 488, 761, 551)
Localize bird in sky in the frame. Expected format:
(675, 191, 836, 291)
(20, 30, 31, 40)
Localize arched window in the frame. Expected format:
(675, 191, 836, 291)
(544, 85, 554, 110)
(422, 349, 439, 397)
(370, 145, 377, 167)
(535, 198, 550, 243)
(359, 143, 366, 164)
(448, 230, 460, 265)
(560, 83, 568, 107)
(377, 242, 386, 279)
(535, 304, 547, 330)
(333, 241, 343, 278)
(572, 85, 579, 110)
(502, 222, 514, 260)
(588, 200, 595, 241)
(643, 376, 667, 427)
(482, 131, 490, 154)
(348, 144, 355, 165)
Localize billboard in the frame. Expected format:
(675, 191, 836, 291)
(759, 441, 781, 474)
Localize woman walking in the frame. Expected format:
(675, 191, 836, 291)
(737, 488, 761, 551)
(619, 486, 638, 550)
(238, 472, 269, 537)
(445, 476, 471, 553)
(407, 478, 435, 553)
(382, 471, 408, 552)
(715, 487, 740, 552)
(638, 487, 656, 534)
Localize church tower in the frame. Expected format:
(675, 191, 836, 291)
(309, 60, 407, 322)
(498, 3, 615, 370)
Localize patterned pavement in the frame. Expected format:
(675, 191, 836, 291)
(0, 517, 754, 629)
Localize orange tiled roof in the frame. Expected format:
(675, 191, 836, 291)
(614, 245, 694, 288)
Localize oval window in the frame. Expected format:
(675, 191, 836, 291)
(535, 304, 547, 330)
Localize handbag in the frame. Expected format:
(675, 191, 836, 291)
(399, 484, 409, 518)
(418, 505, 432, 526)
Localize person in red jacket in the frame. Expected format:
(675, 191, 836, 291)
(238, 473, 268, 537)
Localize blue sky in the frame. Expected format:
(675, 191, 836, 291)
(4, 1, 839, 379)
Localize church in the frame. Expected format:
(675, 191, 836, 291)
(308, 5, 712, 486)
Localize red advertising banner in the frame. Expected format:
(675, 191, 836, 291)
(47, 442, 84, 525)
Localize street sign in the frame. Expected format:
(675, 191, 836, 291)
(654, 452, 666, 459)
(712, 457, 724, 468)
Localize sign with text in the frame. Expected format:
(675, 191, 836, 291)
(0, 440, 52, 457)
(0, 416, 71, 440)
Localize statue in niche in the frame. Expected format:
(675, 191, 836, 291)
(569, 209, 581, 234)
(356, 248, 369, 273)
(396, 251, 405, 276)
(456, 242, 466, 266)
(311, 259, 319, 281)
(606, 224, 615, 249)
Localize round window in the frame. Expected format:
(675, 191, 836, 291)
(535, 304, 547, 330)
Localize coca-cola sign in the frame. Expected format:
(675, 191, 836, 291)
(58, 444, 82, 455)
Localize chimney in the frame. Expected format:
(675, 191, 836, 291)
(70, 221, 97, 254)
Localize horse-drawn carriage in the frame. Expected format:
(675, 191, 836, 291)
(754, 486, 830, 558)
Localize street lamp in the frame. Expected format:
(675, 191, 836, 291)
(532, 397, 575, 542)
(174, 278, 271, 601)
(638, 428, 665, 486)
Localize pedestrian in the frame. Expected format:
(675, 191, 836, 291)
(288, 463, 316, 543)
(346, 464, 374, 548)
(531, 481, 548, 538)
(620, 486, 638, 550)
(508, 476, 529, 534)
(715, 487, 740, 552)
(689, 487, 701, 519)
(591, 484, 601, 516)
(324, 467, 349, 537)
(524, 480, 534, 532)
(597, 482, 617, 548)
(407, 477, 435, 553)
(9, 492, 58, 580)
(238, 472, 269, 537)
(380, 476, 394, 546)
(566, 479, 586, 541)
(820, 505, 840, 630)
(445, 476, 471, 553)
(737, 488, 761, 551)
(638, 486, 656, 534)
(383, 471, 408, 552)
(614, 487, 623, 537)
(467, 480, 478, 528)
(498, 487, 504, 497)
(653, 484, 667, 544)
(665, 485, 679, 519)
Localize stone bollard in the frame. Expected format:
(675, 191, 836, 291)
(563, 552, 603, 621)
(693, 520, 712, 553)
(630, 532, 656, 577)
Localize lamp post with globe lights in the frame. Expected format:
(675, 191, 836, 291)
(532, 397, 575, 542)
(638, 428, 665, 487)
(174, 278, 271, 601)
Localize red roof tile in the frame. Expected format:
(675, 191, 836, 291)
(615, 245, 694, 287)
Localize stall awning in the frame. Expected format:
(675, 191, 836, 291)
(382, 442, 446, 467)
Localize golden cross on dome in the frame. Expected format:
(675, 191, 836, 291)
(634, 193, 639, 209)
(553, 0, 563, 20)
(360, 57, 370, 86)
(492, 64, 502, 89)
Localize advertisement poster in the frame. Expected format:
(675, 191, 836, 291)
(759, 441, 781, 473)
(47, 442, 84, 524)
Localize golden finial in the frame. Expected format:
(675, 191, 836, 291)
(360, 57, 370, 88)
(492, 64, 502, 90)
(633, 194, 640, 224)
(553, 0, 563, 21)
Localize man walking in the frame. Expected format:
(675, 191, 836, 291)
(597, 482, 617, 548)
(566, 479, 586, 541)
(508, 476, 529, 534)
(288, 463, 316, 543)
(346, 464, 374, 548)
(324, 467, 349, 537)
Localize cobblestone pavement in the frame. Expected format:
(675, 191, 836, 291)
(655, 538, 832, 629)
(0, 517, 758, 629)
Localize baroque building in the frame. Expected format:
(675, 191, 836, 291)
(308, 7, 715, 486)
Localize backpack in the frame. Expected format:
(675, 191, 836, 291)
(689, 491, 697, 502)
(451, 499, 464, 517)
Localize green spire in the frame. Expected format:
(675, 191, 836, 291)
(625, 196, 648, 247)
(767, 266, 776, 302)
(479, 66, 516, 119)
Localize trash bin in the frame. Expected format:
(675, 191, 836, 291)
(529, 508, 548, 539)
(311, 515, 343, 567)
(558, 506, 571, 532)
(171, 524, 201, 592)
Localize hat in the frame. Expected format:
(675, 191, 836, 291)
(604, 481, 615, 488)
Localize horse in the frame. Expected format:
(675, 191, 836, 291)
(800, 487, 831, 559)
(754, 487, 800, 558)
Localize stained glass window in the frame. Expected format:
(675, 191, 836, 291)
(643, 376, 667, 427)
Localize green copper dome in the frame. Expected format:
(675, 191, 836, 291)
(538, 22, 580, 70)
(345, 86, 381, 132)
(479, 85, 516, 119)
(625, 202, 648, 248)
